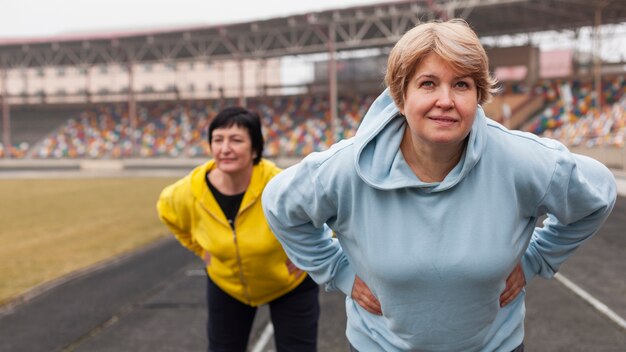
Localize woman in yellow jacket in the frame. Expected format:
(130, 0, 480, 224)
(157, 107, 319, 352)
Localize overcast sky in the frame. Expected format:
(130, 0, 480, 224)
(1, 0, 624, 63)
(0, 0, 387, 38)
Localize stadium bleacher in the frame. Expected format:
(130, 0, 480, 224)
(2, 76, 625, 160)
(0, 106, 83, 158)
(524, 75, 626, 148)
(20, 94, 375, 159)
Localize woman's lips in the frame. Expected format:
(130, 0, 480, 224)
(429, 116, 458, 126)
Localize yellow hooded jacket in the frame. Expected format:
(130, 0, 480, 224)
(156, 159, 306, 306)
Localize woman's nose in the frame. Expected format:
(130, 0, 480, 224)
(436, 88, 454, 109)
(221, 141, 232, 152)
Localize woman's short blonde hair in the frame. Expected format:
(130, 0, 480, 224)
(385, 19, 498, 109)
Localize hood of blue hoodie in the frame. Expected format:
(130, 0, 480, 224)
(353, 88, 487, 192)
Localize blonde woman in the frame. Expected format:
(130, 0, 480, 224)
(262, 20, 616, 352)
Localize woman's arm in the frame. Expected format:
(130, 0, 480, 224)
(522, 153, 617, 283)
(156, 181, 204, 258)
(262, 161, 356, 296)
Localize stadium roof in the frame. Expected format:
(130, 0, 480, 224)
(0, 0, 625, 68)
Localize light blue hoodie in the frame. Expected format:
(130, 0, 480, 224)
(262, 89, 617, 352)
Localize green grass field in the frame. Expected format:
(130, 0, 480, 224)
(0, 177, 178, 305)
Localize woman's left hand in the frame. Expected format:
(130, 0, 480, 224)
(500, 262, 526, 307)
(286, 258, 304, 277)
(352, 275, 382, 315)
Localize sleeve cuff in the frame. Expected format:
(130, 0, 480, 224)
(330, 263, 356, 297)
(521, 251, 538, 284)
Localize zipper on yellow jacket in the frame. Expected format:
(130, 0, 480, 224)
(199, 187, 257, 305)
(231, 225, 251, 304)
(231, 195, 258, 305)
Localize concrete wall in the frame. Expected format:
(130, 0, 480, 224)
(570, 146, 626, 170)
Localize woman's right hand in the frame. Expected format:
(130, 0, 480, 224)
(285, 258, 304, 277)
(352, 275, 382, 315)
(202, 251, 211, 266)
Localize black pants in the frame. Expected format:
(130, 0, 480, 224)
(207, 275, 320, 352)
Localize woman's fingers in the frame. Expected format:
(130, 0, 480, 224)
(203, 251, 212, 266)
(286, 258, 304, 277)
(352, 275, 382, 315)
(500, 262, 526, 307)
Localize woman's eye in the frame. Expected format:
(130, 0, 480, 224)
(456, 81, 470, 88)
(420, 81, 435, 88)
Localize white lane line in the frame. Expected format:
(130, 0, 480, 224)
(250, 323, 274, 352)
(555, 273, 626, 331)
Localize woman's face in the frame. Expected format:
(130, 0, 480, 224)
(400, 53, 478, 149)
(210, 125, 255, 175)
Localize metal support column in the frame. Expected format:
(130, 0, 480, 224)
(238, 58, 246, 107)
(85, 65, 92, 103)
(128, 62, 137, 129)
(593, 3, 607, 115)
(1, 67, 11, 158)
(327, 23, 338, 146)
